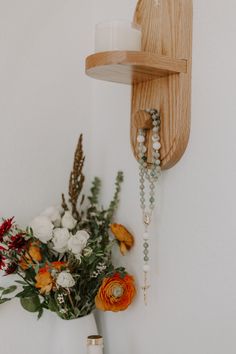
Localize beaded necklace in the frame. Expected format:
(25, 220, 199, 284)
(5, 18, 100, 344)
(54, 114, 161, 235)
(137, 109, 161, 305)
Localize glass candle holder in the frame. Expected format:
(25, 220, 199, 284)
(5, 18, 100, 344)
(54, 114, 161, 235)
(87, 335, 104, 354)
(95, 20, 142, 52)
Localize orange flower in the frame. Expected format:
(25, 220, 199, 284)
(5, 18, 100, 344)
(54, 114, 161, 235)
(35, 261, 65, 294)
(35, 268, 53, 294)
(50, 261, 66, 270)
(95, 273, 136, 312)
(20, 242, 42, 270)
(110, 224, 134, 255)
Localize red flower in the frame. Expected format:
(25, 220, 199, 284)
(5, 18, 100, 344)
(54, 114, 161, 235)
(9, 233, 27, 251)
(0, 254, 6, 270)
(0, 217, 14, 241)
(5, 263, 17, 275)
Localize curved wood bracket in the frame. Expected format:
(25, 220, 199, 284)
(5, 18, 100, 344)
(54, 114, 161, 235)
(85, 0, 193, 170)
(131, 0, 193, 169)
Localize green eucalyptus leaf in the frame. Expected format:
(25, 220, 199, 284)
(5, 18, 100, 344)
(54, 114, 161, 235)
(37, 307, 43, 320)
(15, 281, 27, 285)
(20, 295, 40, 313)
(48, 297, 58, 312)
(16, 291, 26, 298)
(16, 287, 35, 298)
(2, 285, 17, 295)
(0, 298, 11, 304)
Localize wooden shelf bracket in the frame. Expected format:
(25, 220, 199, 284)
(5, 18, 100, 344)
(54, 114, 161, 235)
(85, 0, 193, 169)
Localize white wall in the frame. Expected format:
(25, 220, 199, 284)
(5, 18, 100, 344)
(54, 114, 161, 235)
(91, 1, 236, 353)
(0, 1, 93, 353)
(1, 1, 236, 354)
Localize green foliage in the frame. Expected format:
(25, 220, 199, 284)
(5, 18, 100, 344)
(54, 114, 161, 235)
(37, 307, 44, 320)
(52, 171, 126, 318)
(20, 295, 41, 313)
(107, 171, 124, 223)
(0, 298, 11, 304)
(0, 167, 127, 320)
(2, 285, 17, 295)
(88, 177, 101, 206)
(16, 285, 37, 298)
(0, 285, 17, 305)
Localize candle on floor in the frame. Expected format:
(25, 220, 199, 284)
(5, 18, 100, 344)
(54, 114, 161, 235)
(87, 335, 104, 354)
(95, 20, 142, 52)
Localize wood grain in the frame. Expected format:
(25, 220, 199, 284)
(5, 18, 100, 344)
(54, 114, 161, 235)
(85, 0, 192, 169)
(133, 111, 153, 129)
(131, 0, 193, 169)
(86, 51, 187, 85)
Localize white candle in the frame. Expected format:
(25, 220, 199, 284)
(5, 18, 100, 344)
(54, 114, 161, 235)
(87, 335, 104, 354)
(95, 20, 142, 52)
(87, 346, 103, 354)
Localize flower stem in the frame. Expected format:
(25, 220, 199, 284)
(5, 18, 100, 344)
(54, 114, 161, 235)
(67, 289, 76, 314)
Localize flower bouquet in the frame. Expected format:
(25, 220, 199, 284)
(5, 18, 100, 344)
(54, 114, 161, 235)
(0, 135, 135, 320)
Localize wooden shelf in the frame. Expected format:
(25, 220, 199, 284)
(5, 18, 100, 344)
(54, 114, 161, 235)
(86, 51, 187, 85)
(85, 0, 192, 170)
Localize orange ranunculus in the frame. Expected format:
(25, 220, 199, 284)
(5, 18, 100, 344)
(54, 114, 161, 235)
(50, 261, 66, 270)
(35, 261, 65, 294)
(20, 242, 42, 270)
(110, 224, 134, 255)
(95, 273, 136, 312)
(35, 268, 53, 294)
(35, 267, 53, 294)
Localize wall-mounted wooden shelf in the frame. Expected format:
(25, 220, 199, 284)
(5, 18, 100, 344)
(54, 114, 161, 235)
(86, 51, 187, 85)
(85, 0, 193, 170)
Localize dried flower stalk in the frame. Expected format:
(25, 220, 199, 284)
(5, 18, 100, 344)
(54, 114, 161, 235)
(61, 193, 69, 211)
(61, 134, 85, 220)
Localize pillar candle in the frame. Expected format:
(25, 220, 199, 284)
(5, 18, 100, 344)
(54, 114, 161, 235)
(95, 20, 141, 52)
(87, 335, 104, 354)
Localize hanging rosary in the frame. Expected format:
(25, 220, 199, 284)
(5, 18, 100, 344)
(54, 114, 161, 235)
(137, 109, 161, 305)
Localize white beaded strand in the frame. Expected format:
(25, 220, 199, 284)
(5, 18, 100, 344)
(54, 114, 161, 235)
(137, 109, 161, 305)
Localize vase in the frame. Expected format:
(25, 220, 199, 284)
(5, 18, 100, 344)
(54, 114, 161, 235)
(50, 313, 98, 354)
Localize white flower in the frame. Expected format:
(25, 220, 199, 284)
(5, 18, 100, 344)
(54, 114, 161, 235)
(41, 206, 61, 227)
(61, 211, 77, 230)
(59, 309, 68, 314)
(68, 230, 90, 258)
(76, 230, 90, 247)
(30, 216, 54, 243)
(52, 228, 71, 253)
(57, 294, 65, 304)
(56, 271, 75, 288)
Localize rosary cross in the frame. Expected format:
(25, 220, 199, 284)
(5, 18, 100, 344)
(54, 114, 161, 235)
(142, 284, 151, 306)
